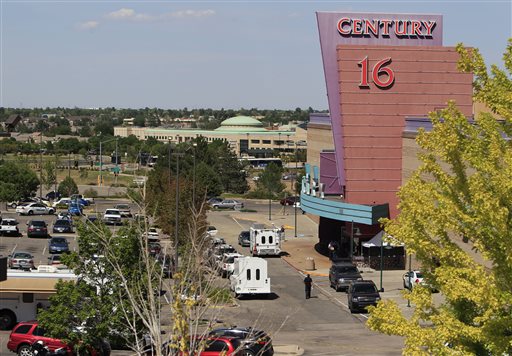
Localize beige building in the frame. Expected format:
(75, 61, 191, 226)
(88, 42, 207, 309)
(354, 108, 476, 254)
(114, 115, 307, 157)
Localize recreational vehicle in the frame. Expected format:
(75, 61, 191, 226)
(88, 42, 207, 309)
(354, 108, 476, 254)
(0, 266, 76, 330)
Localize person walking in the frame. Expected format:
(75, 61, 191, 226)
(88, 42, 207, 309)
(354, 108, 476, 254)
(304, 274, 313, 299)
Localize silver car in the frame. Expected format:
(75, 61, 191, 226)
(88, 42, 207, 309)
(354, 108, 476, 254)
(210, 199, 244, 210)
(8, 251, 34, 270)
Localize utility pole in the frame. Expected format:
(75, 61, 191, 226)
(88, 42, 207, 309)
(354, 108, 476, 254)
(114, 138, 119, 185)
(173, 151, 184, 273)
(39, 133, 43, 198)
(294, 143, 298, 238)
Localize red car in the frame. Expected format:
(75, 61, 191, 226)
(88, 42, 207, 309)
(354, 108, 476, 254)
(189, 336, 258, 356)
(7, 321, 72, 356)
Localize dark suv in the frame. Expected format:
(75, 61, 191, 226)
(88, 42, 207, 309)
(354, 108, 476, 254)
(347, 280, 381, 313)
(328, 262, 362, 292)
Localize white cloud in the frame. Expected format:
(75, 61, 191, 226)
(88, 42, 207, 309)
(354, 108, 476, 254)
(106, 8, 136, 20)
(76, 21, 99, 30)
(104, 8, 215, 22)
(167, 9, 216, 18)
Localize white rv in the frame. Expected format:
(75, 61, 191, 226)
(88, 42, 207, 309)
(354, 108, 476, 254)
(229, 256, 271, 298)
(0, 267, 76, 330)
(249, 224, 282, 257)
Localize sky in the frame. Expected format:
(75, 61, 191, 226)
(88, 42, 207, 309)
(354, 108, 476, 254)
(1, 1, 511, 110)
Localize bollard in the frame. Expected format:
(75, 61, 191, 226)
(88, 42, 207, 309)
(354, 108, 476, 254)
(305, 257, 316, 271)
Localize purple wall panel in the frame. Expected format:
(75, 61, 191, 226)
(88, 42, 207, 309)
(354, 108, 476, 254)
(316, 12, 443, 190)
(320, 151, 342, 194)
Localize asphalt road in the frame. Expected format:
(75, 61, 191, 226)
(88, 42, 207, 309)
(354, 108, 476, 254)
(206, 204, 404, 356)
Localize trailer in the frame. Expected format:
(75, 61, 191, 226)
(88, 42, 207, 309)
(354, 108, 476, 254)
(229, 256, 270, 299)
(249, 224, 282, 257)
(0, 267, 76, 330)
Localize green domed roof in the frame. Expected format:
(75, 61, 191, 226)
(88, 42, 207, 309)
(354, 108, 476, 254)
(215, 116, 268, 132)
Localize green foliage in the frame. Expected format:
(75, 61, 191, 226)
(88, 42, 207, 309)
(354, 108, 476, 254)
(41, 160, 57, 190)
(83, 187, 98, 198)
(58, 176, 79, 197)
(0, 160, 39, 202)
(256, 162, 285, 198)
(368, 41, 512, 355)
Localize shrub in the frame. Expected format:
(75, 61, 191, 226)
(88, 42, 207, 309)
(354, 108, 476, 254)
(58, 176, 79, 197)
(83, 188, 98, 198)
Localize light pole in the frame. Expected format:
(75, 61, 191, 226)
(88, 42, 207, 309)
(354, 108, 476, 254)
(192, 142, 197, 206)
(379, 239, 392, 292)
(99, 136, 117, 186)
(294, 142, 298, 238)
(407, 253, 412, 307)
(39, 133, 43, 198)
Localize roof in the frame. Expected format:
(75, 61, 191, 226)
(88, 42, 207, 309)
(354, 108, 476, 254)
(215, 116, 268, 132)
(5, 114, 22, 125)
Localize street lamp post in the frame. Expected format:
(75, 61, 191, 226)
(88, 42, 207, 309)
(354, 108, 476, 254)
(99, 136, 117, 187)
(379, 239, 392, 292)
(39, 133, 43, 198)
(192, 142, 197, 206)
(294, 142, 298, 238)
(407, 253, 412, 307)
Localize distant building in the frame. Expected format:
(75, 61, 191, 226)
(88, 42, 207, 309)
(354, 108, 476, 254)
(3, 114, 22, 132)
(115, 115, 307, 157)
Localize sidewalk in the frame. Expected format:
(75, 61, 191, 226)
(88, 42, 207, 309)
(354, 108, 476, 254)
(232, 204, 418, 317)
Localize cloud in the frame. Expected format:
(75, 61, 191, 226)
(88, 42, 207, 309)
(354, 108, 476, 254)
(76, 21, 99, 30)
(104, 8, 215, 22)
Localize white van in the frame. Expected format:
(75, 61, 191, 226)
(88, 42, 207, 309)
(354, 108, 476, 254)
(229, 256, 270, 298)
(249, 224, 282, 257)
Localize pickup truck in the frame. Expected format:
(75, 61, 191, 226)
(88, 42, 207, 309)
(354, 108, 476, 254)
(103, 209, 122, 225)
(0, 218, 20, 236)
(70, 194, 94, 206)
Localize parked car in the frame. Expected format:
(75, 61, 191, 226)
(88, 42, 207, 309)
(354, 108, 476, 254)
(157, 254, 173, 279)
(48, 237, 70, 254)
(8, 251, 34, 270)
(7, 321, 108, 356)
(148, 242, 162, 257)
(403, 270, 424, 290)
(280, 196, 300, 206)
(16, 202, 55, 216)
(53, 219, 73, 233)
(57, 212, 73, 221)
(0, 218, 20, 236)
(207, 197, 223, 206)
(143, 227, 160, 242)
(282, 172, 297, 180)
(114, 203, 132, 218)
(68, 203, 83, 216)
(207, 226, 218, 237)
(70, 194, 93, 206)
(210, 199, 244, 210)
(209, 244, 237, 268)
(347, 280, 381, 313)
(48, 254, 66, 267)
(45, 190, 61, 201)
(86, 214, 100, 223)
(219, 253, 243, 277)
(52, 198, 72, 208)
(208, 327, 274, 356)
(238, 230, 250, 247)
(328, 262, 363, 292)
(27, 220, 49, 238)
(103, 209, 122, 225)
(189, 335, 271, 356)
(7, 321, 72, 356)
(8, 197, 40, 209)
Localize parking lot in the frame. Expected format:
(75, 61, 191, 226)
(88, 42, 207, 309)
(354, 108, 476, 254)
(0, 198, 139, 269)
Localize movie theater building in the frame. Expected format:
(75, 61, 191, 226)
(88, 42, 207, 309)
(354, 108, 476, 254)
(302, 12, 474, 263)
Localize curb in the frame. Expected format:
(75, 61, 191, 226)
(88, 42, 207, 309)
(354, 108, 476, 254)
(274, 344, 305, 356)
(281, 256, 329, 277)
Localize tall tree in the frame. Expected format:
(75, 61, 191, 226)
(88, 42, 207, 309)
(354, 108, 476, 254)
(41, 160, 57, 190)
(256, 162, 285, 199)
(0, 161, 39, 203)
(367, 41, 512, 355)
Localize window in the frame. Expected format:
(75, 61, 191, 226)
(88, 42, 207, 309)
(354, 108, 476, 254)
(13, 324, 32, 334)
(261, 236, 266, 244)
(263, 140, 271, 144)
(256, 269, 260, 280)
(205, 340, 229, 352)
(251, 139, 260, 144)
(247, 269, 251, 280)
(22, 293, 34, 303)
(33, 326, 46, 337)
(269, 235, 273, 244)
